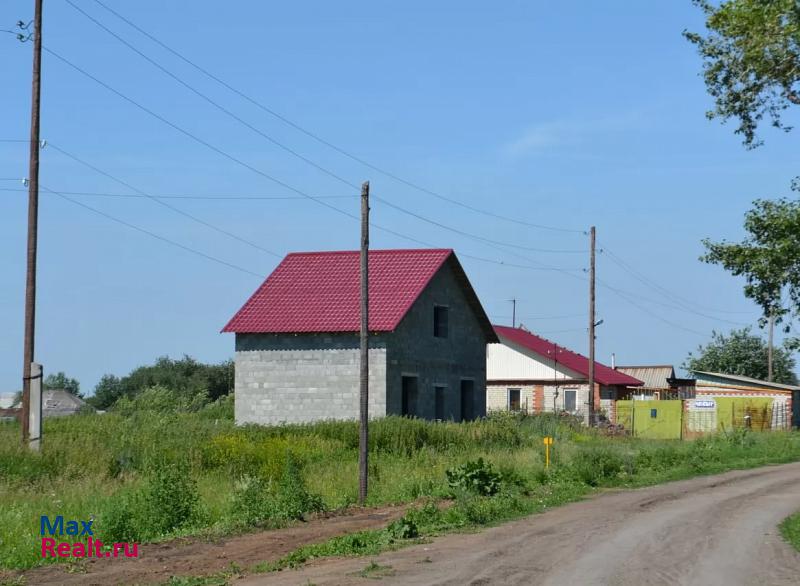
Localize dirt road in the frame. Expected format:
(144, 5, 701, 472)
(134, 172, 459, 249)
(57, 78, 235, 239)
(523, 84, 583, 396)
(246, 462, 800, 586)
(17, 505, 407, 586)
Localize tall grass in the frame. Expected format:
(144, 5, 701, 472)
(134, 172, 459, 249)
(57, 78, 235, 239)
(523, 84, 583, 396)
(1, 410, 798, 571)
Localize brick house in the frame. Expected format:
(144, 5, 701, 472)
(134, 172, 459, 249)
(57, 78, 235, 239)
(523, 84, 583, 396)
(690, 370, 799, 429)
(223, 249, 497, 425)
(486, 325, 643, 421)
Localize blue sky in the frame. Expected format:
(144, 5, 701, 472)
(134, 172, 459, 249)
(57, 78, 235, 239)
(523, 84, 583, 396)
(1, 1, 798, 394)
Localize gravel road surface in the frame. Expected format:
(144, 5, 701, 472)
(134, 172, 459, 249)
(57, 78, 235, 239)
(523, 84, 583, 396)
(246, 462, 800, 586)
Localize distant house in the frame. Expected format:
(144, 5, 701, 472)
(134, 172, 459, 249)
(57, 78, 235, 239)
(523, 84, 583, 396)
(43, 390, 94, 417)
(690, 371, 799, 429)
(615, 365, 696, 400)
(486, 326, 643, 421)
(0, 392, 18, 409)
(223, 249, 497, 425)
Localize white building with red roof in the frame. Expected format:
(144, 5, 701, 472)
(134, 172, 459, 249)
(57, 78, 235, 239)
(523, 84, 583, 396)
(487, 325, 643, 421)
(223, 249, 497, 425)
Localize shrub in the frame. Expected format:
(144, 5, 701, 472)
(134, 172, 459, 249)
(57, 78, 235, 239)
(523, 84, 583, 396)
(271, 453, 324, 521)
(101, 460, 200, 542)
(231, 475, 274, 526)
(230, 453, 323, 527)
(446, 458, 502, 496)
(387, 515, 419, 540)
(570, 445, 624, 486)
(113, 385, 209, 416)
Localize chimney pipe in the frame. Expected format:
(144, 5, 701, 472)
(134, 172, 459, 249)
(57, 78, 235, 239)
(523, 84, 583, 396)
(611, 353, 616, 369)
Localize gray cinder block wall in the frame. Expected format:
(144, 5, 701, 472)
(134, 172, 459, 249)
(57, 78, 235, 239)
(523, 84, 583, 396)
(234, 333, 388, 425)
(233, 258, 488, 425)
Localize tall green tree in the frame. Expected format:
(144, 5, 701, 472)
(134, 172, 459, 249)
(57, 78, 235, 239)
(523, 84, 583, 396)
(684, 327, 798, 383)
(43, 371, 81, 397)
(685, 0, 800, 148)
(701, 195, 800, 336)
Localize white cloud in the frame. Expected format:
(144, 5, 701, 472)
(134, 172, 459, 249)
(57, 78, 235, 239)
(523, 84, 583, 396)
(503, 110, 647, 158)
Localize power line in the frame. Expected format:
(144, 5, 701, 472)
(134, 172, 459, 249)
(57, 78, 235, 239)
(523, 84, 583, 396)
(600, 243, 754, 316)
(88, 0, 584, 235)
(489, 313, 587, 320)
(372, 195, 584, 253)
(1, 187, 358, 200)
(41, 184, 266, 278)
(65, 0, 359, 191)
(43, 47, 586, 275)
(47, 142, 282, 258)
(59, 3, 587, 258)
(600, 275, 751, 327)
(597, 279, 711, 337)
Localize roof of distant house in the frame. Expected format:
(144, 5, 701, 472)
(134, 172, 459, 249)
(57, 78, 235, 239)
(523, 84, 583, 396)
(223, 248, 496, 340)
(43, 390, 94, 416)
(615, 365, 676, 389)
(492, 325, 644, 386)
(692, 370, 800, 392)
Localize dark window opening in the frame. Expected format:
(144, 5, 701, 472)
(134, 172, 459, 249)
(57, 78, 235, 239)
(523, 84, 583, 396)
(508, 388, 521, 411)
(434, 385, 445, 420)
(402, 376, 418, 417)
(564, 389, 576, 412)
(434, 305, 449, 338)
(460, 380, 474, 422)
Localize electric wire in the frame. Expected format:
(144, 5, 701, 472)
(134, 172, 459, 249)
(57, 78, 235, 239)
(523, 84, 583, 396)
(47, 142, 282, 258)
(41, 184, 266, 278)
(88, 0, 584, 235)
(601, 242, 754, 315)
(42, 48, 586, 275)
(60, 3, 587, 255)
(597, 279, 717, 337)
(0, 187, 358, 200)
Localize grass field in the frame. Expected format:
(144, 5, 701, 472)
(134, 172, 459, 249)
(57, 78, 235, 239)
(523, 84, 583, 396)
(2, 405, 799, 572)
(780, 511, 800, 551)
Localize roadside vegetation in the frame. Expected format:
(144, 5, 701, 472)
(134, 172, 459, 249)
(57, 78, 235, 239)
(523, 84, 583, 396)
(2, 389, 800, 574)
(780, 511, 800, 552)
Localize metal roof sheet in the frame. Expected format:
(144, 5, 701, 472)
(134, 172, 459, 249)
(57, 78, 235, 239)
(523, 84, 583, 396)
(493, 326, 644, 386)
(692, 370, 800, 392)
(615, 365, 676, 389)
(222, 249, 496, 340)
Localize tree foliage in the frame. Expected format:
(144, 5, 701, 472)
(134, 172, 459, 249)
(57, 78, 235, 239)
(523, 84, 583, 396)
(43, 371, 81, 397)
(683, 327, 798, 384)
(88, 355, 233, 410)
(701, 195, 800, 335)
(685, 0, 800, 147)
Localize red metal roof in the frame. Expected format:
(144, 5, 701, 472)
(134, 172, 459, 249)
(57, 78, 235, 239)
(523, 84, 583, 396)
(223, 249, 456, 333)
(493, 325, 644, 386)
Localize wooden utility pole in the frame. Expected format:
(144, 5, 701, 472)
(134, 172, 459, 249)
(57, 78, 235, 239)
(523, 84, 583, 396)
(587, 226, 596, 427)
(22, 0, 44, 445)
(358, 181, 370, 505)
(511, 298, 516, 328)
(768, 311, 774, 382)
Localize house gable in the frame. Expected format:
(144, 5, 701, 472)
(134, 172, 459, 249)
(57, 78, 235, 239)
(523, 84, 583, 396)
(487, 338, 584, 382)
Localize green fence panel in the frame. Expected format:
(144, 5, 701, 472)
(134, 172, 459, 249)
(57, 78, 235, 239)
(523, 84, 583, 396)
(713, 397, 774, 432)
(616, 400, 683, 439)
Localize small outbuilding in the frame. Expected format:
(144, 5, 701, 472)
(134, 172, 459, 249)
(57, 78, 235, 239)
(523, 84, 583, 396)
(223, 249, 497, 425)
(691, 371, 799, 430)
(614, 365, 696, 400)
